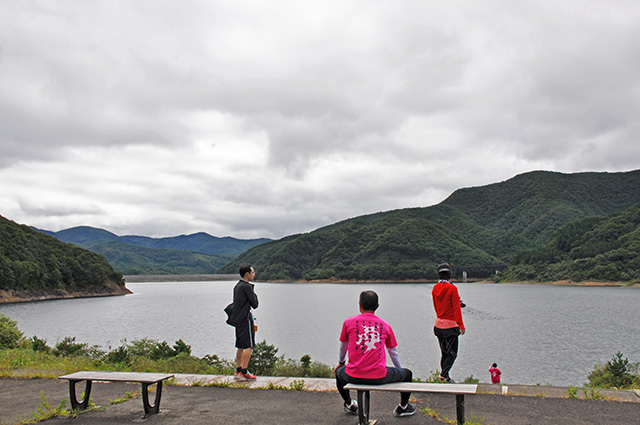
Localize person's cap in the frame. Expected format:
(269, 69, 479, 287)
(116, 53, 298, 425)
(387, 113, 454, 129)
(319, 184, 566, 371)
(437, 263, 451, 272)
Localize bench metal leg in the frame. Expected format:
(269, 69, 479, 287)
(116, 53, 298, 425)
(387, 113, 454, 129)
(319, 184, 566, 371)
(141, 380, 163, 417)
(455, 394, 465, 425)
(356, 390, 377, 425)
(68, 379, 92, 410)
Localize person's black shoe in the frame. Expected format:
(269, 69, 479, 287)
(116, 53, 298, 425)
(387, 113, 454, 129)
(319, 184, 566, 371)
(344, 401, 358, 415)
(394, 403, 416, 417)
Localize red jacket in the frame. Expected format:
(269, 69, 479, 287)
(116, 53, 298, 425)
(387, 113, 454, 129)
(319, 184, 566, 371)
(432, 280, 465, 330)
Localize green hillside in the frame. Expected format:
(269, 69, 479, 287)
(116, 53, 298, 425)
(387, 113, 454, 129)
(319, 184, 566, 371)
(37, 226, 269, 275)
(500, 203, 640, 283)
(0, 215, 127, 301)
(220, 170, 640, 281)
(85, 240, 234, 275)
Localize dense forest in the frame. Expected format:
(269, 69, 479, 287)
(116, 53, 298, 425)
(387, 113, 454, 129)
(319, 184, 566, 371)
(83, 240, 233, 275)
(500, 203, 640, 282)
(0, 215, 128, 302)
(220, 170, 640, 282)
(37, 226, 269, 275)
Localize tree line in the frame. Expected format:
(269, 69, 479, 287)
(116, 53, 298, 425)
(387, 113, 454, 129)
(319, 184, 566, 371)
(0, 215, 124, 294)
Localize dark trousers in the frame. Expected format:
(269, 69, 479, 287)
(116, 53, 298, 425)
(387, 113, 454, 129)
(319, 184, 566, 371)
(335, 366, 412, 406)
(434, 326, 460, 379)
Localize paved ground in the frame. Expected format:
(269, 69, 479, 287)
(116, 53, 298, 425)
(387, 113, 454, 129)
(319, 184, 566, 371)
(2, 375, 639, 425)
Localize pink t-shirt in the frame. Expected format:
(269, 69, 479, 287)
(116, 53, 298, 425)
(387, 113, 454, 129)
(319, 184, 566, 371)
(340, 312, 397, 379)
(489, 367, 501, 383)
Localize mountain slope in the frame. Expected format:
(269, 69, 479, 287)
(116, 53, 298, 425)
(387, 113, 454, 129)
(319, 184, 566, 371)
(220, 170, 640, 281)
(1, 215, 128, 302)
(85, 240, 234, 275)
(37, 227, 270, 275)
(500, 203, 640, 283)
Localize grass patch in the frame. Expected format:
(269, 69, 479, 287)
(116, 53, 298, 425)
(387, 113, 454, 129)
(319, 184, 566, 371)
(109, 390, 140, 405)
(421, 406, 486, 424)
(15, 391, 68, 424)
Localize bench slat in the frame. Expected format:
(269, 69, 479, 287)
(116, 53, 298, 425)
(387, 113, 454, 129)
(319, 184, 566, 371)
(344, 382, 477, 394)
(58, 371, 174, 384)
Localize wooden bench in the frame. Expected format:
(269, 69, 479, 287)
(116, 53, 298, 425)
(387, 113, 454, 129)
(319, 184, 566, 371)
(58, 371, 174, 418)
(344, 382, 478, 425)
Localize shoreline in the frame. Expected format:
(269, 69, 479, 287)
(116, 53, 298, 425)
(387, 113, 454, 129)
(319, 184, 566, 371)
(2, 277, 636, 305)
(0, 285, 132, 305)
(129, 274, 638, 287)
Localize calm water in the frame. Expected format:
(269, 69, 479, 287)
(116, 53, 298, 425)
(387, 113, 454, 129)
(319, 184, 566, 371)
(1, 281, 638, 386)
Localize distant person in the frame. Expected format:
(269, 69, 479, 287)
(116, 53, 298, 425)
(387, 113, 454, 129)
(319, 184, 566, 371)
(489, 363, 501, 384)
(431, 263, 465, 382)
(230, 263, 259, 380)
(334, 290, 416, 417)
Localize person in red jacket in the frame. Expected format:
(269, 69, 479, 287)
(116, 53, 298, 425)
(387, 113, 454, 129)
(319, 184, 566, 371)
(431, 263, 465, 382)
(489, 363, 501, 383)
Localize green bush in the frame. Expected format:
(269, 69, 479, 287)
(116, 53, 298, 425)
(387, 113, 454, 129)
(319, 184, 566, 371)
(249, 340, 279, 375)
(172, 339, 191, 356)
(30, 336, 50, 353)
(107, 344, 130, 365)
(2, 333, 332, 379)
(127, 338, 158, 357)
(53, 337, 87, 357)
(273, 356, 332, 378)
(0, 314, 23, 349)
(588, 352, 640, 389)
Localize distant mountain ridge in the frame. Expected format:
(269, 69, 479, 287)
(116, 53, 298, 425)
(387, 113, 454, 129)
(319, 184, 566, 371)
(35, 226, 270, 275)
(37, 226, 270, 256)
(220, 169, 640, 282)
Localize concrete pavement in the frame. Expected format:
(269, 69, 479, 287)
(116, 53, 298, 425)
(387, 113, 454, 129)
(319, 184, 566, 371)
(1, 375, 639, 425)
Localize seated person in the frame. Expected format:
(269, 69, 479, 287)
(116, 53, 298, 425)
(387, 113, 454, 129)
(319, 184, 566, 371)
(334, 290, 416, 417)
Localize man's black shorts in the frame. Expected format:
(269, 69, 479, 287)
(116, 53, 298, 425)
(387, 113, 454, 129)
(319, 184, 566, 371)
(235, 316, 255, 349)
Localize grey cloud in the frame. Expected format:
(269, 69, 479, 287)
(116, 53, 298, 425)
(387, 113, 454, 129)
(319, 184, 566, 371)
(18, 198, 104, 217)
(2, 1, 640, 239)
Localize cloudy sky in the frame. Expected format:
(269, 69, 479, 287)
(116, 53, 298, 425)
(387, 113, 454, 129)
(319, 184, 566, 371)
(1, 1, 639, 240)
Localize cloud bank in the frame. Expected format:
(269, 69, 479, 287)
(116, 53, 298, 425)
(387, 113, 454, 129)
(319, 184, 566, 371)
(1, 1, 639, 238)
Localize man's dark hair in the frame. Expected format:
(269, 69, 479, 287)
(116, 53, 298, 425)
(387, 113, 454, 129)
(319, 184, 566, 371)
(359, 290, 379, 312)
(239, 263, 253, 278)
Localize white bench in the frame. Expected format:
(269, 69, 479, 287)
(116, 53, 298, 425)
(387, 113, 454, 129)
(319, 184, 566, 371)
(58, 371, 174, 418)
(344, 382, 478, 425)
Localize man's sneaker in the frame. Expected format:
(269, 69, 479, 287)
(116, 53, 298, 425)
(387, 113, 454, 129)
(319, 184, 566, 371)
(234, 371, 243, 380)
(438, 376, 455, 383)
(241, 371, 257, 380)
(394, 403, 416, 417)
(343, 400, 358, 415)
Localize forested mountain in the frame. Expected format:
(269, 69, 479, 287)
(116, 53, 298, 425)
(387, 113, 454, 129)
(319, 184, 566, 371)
(36, 226, 270, 275)
(220, 170, 640, 282)
(83, 241, 233, 275)
(500, 203, 640, 283)
(39, 226, 269, 256)
(1, 215, 128, 302)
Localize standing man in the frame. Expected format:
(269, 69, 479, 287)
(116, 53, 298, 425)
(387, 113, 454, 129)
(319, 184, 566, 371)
(334, 290, 416, 417)
(431, 263, 465, 382)
(231, 263, 259, 380)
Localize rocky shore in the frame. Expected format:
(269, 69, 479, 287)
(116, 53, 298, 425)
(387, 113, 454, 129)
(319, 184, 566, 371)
(0, 282, 132, 304)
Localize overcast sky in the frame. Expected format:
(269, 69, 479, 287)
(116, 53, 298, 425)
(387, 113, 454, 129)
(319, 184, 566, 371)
(1, 1, 639, 239)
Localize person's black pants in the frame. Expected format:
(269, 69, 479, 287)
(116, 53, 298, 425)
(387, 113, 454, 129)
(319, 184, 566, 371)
(434, 326, 460, 379)
(335, 366, 412, 406)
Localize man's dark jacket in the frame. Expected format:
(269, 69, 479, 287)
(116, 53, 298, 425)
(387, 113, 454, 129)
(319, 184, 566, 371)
(230, 279, 259, 327)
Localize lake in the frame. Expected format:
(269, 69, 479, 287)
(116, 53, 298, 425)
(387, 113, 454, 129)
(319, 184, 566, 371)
(1, 281, 638, 387)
